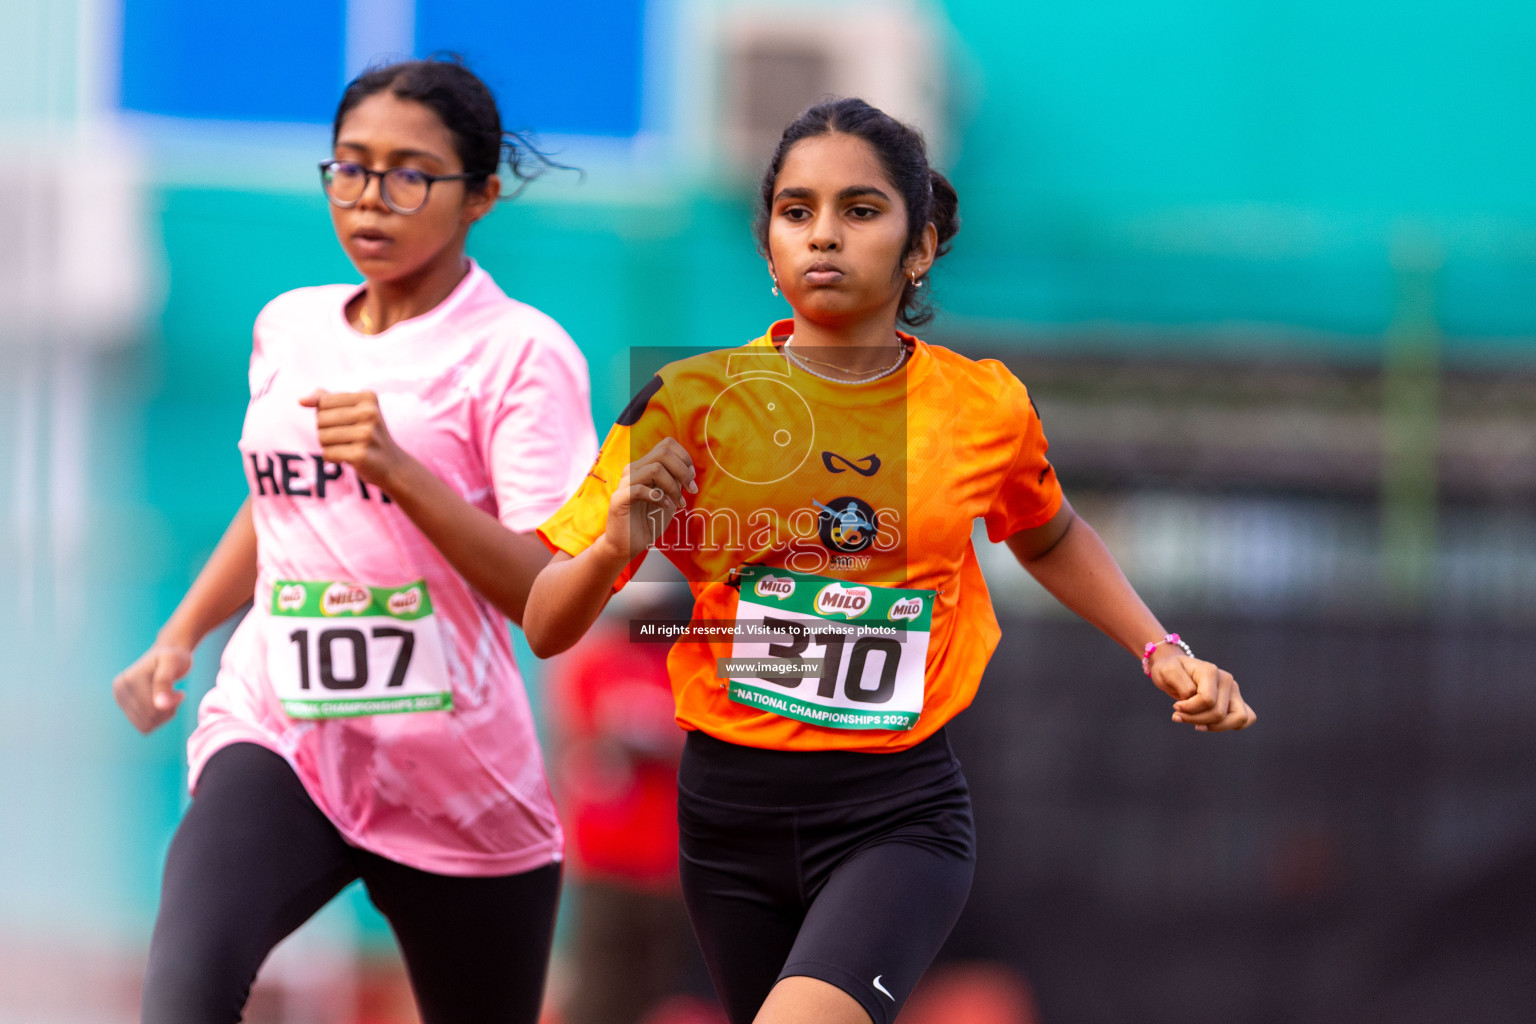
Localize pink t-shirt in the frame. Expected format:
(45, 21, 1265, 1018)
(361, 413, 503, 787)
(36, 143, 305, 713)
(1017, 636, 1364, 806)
(187, 261, 596, 877)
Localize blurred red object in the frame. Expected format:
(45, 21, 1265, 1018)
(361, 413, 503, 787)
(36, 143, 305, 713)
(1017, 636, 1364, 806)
(638, 993, 730, 1024)
(354, 956, 419, 1024)
(900, 962, 1042, 1024)
(548, 595, 723, 1024)
(553, 619, 683, 889)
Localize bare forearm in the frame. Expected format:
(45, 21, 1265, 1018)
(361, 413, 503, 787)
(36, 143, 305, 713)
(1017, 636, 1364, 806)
(159, 500, 259, 649)
(1012, 514, 1165, 657)
(381, 456, 552, 625)
(524, 436, 696, 657)
(1007, 503, 1255, 730)
(524, 543, 632, 658)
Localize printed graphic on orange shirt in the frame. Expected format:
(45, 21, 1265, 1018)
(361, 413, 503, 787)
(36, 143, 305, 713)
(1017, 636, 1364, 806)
(615, 343, 911, 584)
(822, 451, 881, 476)
(814, 497, 879, 554)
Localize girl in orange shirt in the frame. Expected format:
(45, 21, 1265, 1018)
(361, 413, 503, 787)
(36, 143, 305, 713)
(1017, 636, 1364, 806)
(527, 98, 1254, 1024)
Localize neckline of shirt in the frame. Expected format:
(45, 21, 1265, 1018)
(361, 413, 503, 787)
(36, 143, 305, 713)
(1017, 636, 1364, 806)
(336, 258, 485, 341)
(760, 319, 933, 407)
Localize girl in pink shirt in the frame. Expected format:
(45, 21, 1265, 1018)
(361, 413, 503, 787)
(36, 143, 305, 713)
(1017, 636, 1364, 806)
(111, 58, 596, 1024)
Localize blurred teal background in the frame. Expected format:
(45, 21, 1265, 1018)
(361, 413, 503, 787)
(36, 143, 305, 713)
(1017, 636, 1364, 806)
(3, 0, 1535, 1021)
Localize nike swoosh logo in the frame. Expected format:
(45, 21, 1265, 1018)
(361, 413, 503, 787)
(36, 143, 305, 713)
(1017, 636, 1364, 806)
(873, 975, 894, 1001)
(822, 451, 881, 476)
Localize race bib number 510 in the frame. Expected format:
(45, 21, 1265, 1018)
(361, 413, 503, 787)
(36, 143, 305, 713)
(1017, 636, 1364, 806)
(265, 580, 453, 719)
(726, 566, 934, 731)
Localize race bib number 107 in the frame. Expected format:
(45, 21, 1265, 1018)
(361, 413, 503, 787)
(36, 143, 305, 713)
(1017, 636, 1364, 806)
(265, 580, 453, 719)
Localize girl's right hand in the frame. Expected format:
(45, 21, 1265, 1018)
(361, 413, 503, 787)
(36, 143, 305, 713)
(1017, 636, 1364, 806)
(599, 438, 697, 561)
(113, 644, 194, 734)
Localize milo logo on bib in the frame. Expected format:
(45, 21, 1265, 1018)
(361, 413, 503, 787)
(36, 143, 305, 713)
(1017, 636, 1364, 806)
(276, 583, 307, 613)
(814, 582, 873, 619)
(754, 574, 796, 600)
(387, 586, 423, 617)
(271, 579, 435, 620)
(321, 583, 372, 616)
(888, 596, 924, 621)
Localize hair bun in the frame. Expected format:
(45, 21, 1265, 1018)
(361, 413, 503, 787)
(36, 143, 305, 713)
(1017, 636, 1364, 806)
(928, 169, 960, 258)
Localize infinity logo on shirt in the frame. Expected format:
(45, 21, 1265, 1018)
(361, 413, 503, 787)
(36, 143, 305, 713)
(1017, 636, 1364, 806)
(821, 451, 881, 476)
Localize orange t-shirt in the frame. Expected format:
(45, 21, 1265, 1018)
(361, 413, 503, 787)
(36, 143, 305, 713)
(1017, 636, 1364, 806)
(539, 321, 1062, 752)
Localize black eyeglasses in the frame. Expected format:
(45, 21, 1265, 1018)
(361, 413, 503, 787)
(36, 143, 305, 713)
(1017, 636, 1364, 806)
(318, 160, 476, 216)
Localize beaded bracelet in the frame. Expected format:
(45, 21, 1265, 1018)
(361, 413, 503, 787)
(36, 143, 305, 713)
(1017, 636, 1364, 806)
(1141, 633, 1193, 676)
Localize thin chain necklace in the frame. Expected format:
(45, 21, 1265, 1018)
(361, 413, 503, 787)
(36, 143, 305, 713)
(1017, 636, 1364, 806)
(783, 335, 908, 384)
(353, 294, 380, 335)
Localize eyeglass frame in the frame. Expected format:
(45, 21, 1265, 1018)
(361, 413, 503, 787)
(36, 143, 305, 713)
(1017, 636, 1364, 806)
(317, 159, 480, 216)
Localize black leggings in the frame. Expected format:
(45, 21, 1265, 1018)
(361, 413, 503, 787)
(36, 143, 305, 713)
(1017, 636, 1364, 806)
(141, 742, 561, 1024)
(678, 729, 975, 1024)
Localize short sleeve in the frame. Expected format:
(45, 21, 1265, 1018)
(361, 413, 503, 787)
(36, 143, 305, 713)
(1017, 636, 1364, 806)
(538, 375, 676, 591)
(248, 300, 280, 400)
(982, 379, 1064, 542)
(482, 323, 599, 532)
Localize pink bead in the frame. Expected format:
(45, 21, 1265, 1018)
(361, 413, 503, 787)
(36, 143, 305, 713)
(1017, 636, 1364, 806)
(1141, 634, 1189, 676)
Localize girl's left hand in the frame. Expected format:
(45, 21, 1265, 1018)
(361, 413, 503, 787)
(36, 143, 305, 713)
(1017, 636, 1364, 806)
(1147, 650, 1256, 732)
(300, 389, 407, 488)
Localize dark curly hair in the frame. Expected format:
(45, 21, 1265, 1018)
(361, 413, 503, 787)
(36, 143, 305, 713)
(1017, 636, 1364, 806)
(754, 97, 960, 327)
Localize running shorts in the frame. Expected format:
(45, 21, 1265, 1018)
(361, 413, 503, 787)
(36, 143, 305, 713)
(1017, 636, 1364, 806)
(677, 728, 975, 1024)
